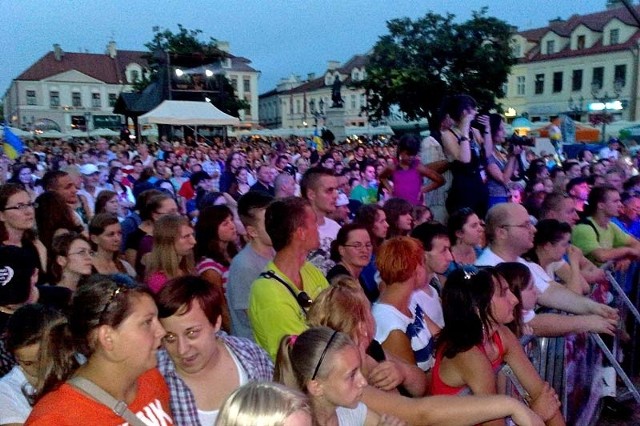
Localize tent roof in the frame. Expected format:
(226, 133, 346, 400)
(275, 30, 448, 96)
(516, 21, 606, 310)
(139, 100, 240, 126)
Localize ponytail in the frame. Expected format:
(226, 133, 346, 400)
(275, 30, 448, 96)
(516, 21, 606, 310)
(34, 318, 81, 403)
(273, 335, 299, 390)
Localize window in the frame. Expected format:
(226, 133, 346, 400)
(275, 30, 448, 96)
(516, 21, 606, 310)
(553, 72, 563, 93)
(231, 78, 238, 92)
(592, 67, 604, 90)
(534, 74, 545, 95)
(512, 43, 522, 57)
(572, 69, 583, 91)
(614, 64, 626, 87)
(351, 94, 357, 110)
(91, 93, 101, 108)
(26, 90, 36, 105)
(108, 93, 117, 107)
(577, 35, 586, 50)
(72, 92, 82, 107)
(610, 29, 620, 45)
(546, 40, 555, 54)
(129, 70, 139, 83)
(50, 91, 60, 107)
(296, 99, 301, 114)
(243, 78, 250, 92)
(516, 76, 525, 95)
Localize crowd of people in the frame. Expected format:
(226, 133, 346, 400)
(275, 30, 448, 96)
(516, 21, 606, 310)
(0, 93, 637, 425)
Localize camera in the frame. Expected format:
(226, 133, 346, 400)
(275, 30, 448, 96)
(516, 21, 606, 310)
(506, 133, 535, 148)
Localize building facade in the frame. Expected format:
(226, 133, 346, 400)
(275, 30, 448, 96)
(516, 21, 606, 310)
(501, 3, 640, 124)
(4, 41, 260, 133)
(259, 55, 368, 131)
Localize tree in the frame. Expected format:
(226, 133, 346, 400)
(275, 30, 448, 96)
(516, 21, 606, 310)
(135, 24, 249, 116)
(359, 8, 516, 130)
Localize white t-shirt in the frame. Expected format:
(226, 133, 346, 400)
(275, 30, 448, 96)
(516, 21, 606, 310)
(308, 217, 341, 275)
(0, 366, 33, 424)
(372, 301, 436, 371)
(475, 247, 551, 293)
(336, 402, 368, 425)
(410, 286, 444, 328)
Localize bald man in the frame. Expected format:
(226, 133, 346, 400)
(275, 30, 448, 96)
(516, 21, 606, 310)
(476, 203, 617, 337)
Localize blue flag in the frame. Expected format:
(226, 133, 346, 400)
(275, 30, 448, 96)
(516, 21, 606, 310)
(3, 125, 25, 160)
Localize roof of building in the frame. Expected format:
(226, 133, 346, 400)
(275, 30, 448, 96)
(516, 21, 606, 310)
(15, 48, 257, 85)
(516, 5, 640, 63)
(260, 54, 368, 97)
(16, 50, 148, 84)
(518, 5, 640, 42)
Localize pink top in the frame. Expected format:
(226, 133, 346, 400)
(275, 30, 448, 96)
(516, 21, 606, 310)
(196, 257, 229, 290)
(392, 159, 423, 206)
(146, 271, 169, 294)
(431, 331, 505, 396)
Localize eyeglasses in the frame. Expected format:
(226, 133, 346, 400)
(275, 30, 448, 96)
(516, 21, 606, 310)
(343, 242, 373, 250)
(501, 221, 534, 229)
(311, 330, 338, 380)
(68, 249, 95, 258)
(3, 202, 38, 211)
(100, 285, 127, 321)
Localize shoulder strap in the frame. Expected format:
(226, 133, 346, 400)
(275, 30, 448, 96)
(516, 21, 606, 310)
(579, 217, 600, 243)
(67, 376, 147, 426)
(259, 270, 312, 315)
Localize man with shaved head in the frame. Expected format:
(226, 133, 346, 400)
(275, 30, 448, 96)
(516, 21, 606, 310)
(476, 202, 617, 336)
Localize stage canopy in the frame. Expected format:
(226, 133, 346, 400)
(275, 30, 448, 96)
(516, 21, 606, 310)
(139, 100, 240, 126)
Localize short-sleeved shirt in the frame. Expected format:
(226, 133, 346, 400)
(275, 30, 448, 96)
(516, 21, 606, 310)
(571, 217, 631, 263)
(0, 366, 32, 424)
(26, 368, 172, 425)
(227, 245, 273, 340)
(372, 301, 436, 371)
(350, 184, 378, 205)
(249, 261, 329, 359)
(476, 247, 551, 294)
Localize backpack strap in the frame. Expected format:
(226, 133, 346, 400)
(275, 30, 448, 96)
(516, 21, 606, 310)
(259, 270, 312, 315)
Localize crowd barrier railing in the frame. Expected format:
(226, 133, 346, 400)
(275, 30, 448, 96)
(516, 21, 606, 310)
(501, 266, 640, 425)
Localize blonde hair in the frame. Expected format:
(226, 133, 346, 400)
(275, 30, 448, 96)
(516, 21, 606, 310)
(308, 278, 370, 340)
(274, 327, 354, 392)
(215, 382, 310, 426)
(146, 214, 194, 279)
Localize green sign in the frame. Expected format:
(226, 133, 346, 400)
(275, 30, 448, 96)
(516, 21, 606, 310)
(93, 115, 122, 130)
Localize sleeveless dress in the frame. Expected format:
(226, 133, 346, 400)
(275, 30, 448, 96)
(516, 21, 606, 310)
(446, 129, 489, 218)
(431, 331, 505, 396)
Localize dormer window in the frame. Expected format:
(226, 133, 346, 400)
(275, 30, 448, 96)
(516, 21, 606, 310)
(577, 35, 586, 50)
(512, 43, 522, 57)
(546, 40, 555, 54)
(222, 58, 232, 68)
(610, 28, 620, 45)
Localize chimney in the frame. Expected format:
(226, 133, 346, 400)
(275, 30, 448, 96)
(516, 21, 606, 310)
(107, 41, 117, 58)
(548, 17, 564, 25)
(217, 41, 230, 53)
(327, 60, 340, 71)
(53, 44, 63, 61)
(307, 72, 316, 81)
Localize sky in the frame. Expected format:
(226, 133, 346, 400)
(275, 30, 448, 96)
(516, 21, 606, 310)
(0, 0, 615, 98)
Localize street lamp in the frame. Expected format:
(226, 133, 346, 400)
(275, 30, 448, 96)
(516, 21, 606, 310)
(84, 112, 92, 138)
(591, 79, 623, 143)
(567, 96, 584, 120)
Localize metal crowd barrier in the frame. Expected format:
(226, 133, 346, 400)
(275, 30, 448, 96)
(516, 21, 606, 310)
(501, 266, 640, 425)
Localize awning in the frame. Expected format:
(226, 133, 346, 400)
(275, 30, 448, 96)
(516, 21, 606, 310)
(139, 100, 240, 126)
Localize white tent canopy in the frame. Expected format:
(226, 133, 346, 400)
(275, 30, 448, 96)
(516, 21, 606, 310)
(139, 100, 240, 126)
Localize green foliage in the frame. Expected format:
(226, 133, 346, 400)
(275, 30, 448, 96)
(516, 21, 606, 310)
(360, 8, 516, 129)
(136, 24, 247, 116)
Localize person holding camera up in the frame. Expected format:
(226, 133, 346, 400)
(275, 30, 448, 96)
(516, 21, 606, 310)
(442, 95, 492, 218)
(486, 113, 524, 208)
